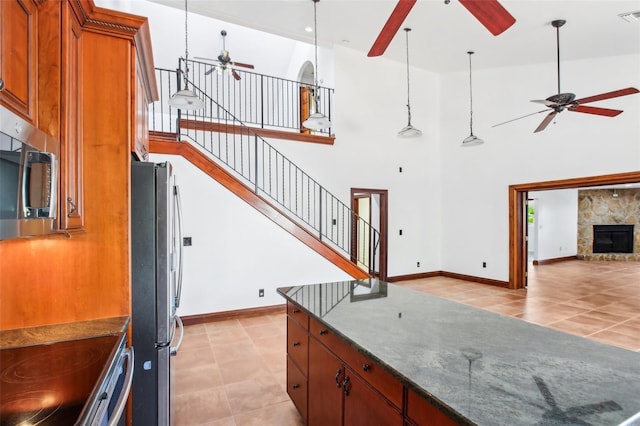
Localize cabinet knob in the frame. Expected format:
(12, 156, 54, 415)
(335, 368, 343, 387)
(293, 342, 300, 347)
(362, 364, 370, 372)
(293, 308, 300, 314)
(342, 376, 351, 396)
(292, 384, 300, 390)
(0, 78, 4, 91)
(319, 329, 328, 335)
(67, 197, 76, 217)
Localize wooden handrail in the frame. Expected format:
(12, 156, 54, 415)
(149, 138, 369, 280)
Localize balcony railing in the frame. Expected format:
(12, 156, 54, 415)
(149, 64, 378, 275)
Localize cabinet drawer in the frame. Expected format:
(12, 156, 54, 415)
(287, 301, 309, 329)
(287, 355, 308, 422)
(406, 388, 458, 426)
(287, 316, 308, 375)
(309, 317, 402, 409)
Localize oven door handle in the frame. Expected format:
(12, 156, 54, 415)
(107, 347, 135, 426)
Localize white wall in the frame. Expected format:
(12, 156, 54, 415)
(440, 54, 640, 281)
(529, 189, 579, 261)
(98, 2, 640, 313)
(150, 153, 351, 315)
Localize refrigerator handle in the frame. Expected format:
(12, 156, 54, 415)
(170, 315, 184, 356)
(174, 184, 184, 309)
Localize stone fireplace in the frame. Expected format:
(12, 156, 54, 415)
(577, 189, 640, 261)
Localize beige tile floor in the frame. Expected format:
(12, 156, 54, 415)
(174, 260, 640, 425)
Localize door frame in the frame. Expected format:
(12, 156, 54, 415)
(509, 170, 640, 289)
(351, 188, 388, 281)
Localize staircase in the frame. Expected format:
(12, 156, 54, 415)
(148, 61, 378, 279)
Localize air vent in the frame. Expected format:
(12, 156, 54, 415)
(619, 10, 640, 22)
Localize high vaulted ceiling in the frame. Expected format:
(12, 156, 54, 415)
(146, 0, 640, 73)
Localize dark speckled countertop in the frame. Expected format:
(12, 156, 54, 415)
(278, 280, 640, 426)
(0, 316, 129, 349)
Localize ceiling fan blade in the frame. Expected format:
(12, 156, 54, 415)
(569, 105, 623, 117)
(231, 61, 254, 70)
(492, 109, 549, 128)
(232, 70, 241, 81)
(531, 99, 561, 106)
(367, 0, 417, 57)
(458, 0, 516, 36)
(574, 87, 639, 105)
(534, 111, 558, 133)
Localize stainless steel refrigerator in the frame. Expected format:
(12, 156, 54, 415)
(131, 161, 184, 426)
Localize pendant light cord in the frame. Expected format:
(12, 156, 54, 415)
(183, 0, 190, 88)
(468, 51, 474, 136)
(404, 28, 412, 126)
(313, 0, 320, 111)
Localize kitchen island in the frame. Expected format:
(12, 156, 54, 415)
(278, 279, 640, 425)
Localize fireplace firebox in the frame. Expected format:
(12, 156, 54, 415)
(592, 224, 634, 253)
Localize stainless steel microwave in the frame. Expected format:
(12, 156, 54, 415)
(0, 107, 59, 240)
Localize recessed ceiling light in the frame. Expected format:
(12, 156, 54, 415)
(619, 10, 640, 22)
(305, 26, 313, 32)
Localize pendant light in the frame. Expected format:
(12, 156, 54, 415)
(303, 0, 332, 131)
(169, 0, 204, 110)
(461, 51, 483, 146)
(397, 28, 422, 138)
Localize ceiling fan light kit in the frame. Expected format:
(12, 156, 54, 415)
(169, 0, 204, 110)
(397, 28, 422, 138)
(303, 0, 332, 131)
(461, 51, 483, 147)
(493, 19, 639, 133)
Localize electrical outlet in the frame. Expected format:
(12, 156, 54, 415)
(482, 262, 487, 268)
(258, 289, 264, 297)
(183, 237, 192, 246)
(417, 261, 420, 267)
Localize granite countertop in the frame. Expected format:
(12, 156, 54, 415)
(0, 316, 129, 349)
(278, 279, 640, 426)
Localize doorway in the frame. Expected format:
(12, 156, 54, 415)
(508, 171, 640, 289)
(351, 188, 388, 280)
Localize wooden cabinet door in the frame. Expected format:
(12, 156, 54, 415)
(0, 0, 38, 122)
(59, 0, 83, 230)
(308, 337, 343, 426)
(132, 58, 149, 161)
(343, 367, 403, 426)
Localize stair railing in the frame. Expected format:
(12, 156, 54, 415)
(150, 65, 378, 275)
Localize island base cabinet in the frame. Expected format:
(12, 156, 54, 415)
(287, 356, 308, 422)
(406, 388, 458, 426)
(308, 337, 343, 426)
(343, 367, 403, 426)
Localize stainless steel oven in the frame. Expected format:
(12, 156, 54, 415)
(0, 333, 134, 426)
(84, 337, 134, 426)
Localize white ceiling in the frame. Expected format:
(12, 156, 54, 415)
(147, 0, 640, 73)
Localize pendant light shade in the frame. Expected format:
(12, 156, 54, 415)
(398, 28, 421, 138)
(461, 51, 483, 146)
(169, 0, 204, 110)
(303, 0, 332, 130)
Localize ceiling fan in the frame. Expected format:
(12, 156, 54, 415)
(494, 19, 639, 133)
(367, 0, 516, 57)
(195, 30, 254, 80)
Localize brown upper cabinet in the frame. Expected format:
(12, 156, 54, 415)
(59, 0, 84, 230)
(0, 0, 38, 123)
